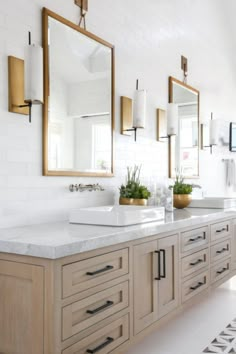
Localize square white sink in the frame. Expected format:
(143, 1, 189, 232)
(189, 197, 236, 209)
(69, 205, 165, 226)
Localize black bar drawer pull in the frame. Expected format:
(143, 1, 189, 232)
(189, 235, 204, 242)
(216, 247, 228, 254)
(190, 259, 203, 266)
(216, 227, 228, 233)
(217, 267, 228, 274)
(154, 250, 161, 280)
(86, 265, 114, 276)
(160, 249, 166, 278)
(86, 301, 114, 315)
(86, 337, 114, 353)
(190, 281, 204, 291)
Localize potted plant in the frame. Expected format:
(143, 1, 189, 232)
(170, 173, 199, 209)
(119, 165, 151, 206)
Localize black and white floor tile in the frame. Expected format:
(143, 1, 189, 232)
(203, 319, 236, 353)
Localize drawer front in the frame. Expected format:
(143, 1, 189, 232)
(211, 239, 231, 264)
(181, 226, 209, 254)
(62, 249, 129, 298)
(211, 258, 231, 284)
(62, 282, 129, 340)
(62, 314, 129, 354)
(181, 248, 209, 278)
(182, 271, 209, 303)
(211, 221, 231, 242)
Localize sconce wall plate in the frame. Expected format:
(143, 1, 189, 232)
(157, 108, 167, 141)
(8, 56, 29, 115)
(121, 96, 133, 136)
(74, 0, 88, 11)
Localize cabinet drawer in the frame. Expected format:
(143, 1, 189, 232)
(211, 258, 231, 284)
(181, 226, 209, 254)
(181, 248, 209, 278)
(211, 239, 231, 264)
(62, 314, 129, 354)
(211, 221, 231, 242)
(182, 271, 209, 303)
(62, 249, 129, 298)
(62, 282, 129, 341)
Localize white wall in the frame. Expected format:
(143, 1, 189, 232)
(1, 0, 236, 228)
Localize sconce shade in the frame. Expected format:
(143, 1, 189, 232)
(167, 103, 178, 136)
(24, 44, 43, 104)
(133, 89, 146, 128)
(209, 119, 219, 145)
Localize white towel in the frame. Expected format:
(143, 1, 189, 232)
(225, 159, 236, 189)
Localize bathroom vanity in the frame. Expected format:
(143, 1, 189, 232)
(1, 208, 236, 354)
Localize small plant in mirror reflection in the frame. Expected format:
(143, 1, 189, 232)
(119, 165, 151, 199)
(169, 170, 201, 195)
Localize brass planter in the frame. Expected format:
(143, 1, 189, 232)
(173, 194, 192, 209)
(119, 197, 148, 206)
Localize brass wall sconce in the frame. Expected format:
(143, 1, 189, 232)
(201, 112, 218, 154)
(120, 80, 146, 142)
(157, 104, 178, 141)
(8, 32, 43, 123)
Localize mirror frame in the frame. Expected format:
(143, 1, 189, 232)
(42, 8, 115, 177)
(168, 76, 200, 179)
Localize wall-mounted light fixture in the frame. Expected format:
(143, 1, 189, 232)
(157, 103, 178, 141)
(8, 32, 43, 123)
(201, 112, 219, 154)
(121, 79, 146, 142)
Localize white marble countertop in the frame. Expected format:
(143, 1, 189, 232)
(0, 208, 236, 259)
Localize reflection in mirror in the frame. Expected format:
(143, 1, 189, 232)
(43, 9, 114, 176)
(169, 77, 199, 178)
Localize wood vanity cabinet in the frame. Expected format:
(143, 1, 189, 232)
(0, 217, 236, 354)
(232, 219, 236, 270)
(133, 234, 179, 335)
(0, 260, 44, 354)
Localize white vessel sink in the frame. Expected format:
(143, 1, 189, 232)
(69, 205, 165, 226)
(189, 197, 236, 209)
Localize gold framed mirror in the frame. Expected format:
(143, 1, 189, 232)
(42, 8, 115, 177)
(169, 76, 200, 179)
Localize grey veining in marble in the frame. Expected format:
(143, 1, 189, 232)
(0, 208, 236, 259)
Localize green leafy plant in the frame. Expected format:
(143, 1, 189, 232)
(119, 165, 151, 200)
(170, 172, 201, 195)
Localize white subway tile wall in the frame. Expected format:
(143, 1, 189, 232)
(0, 0, 236, 228)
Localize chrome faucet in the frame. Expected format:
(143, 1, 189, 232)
(69, 183, 105, 192)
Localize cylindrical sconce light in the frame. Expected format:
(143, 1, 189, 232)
(167, 103, 178, 136)
(133, 89, 146, 129)
(24, 44, 43, 105)
(209, 118, 219, 146)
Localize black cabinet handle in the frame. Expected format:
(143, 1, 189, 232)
(216, 247, 228, 254)
(86, 301, 114, 315)
(217, 267, 228, 274)
(86, 337, 114, 353)
(190, 281, 204, 291)
(189, 235, 204, 242)
(190, 259, 203, 266)
(216, 227, 227, 233)
(154, 250, 161, 280)
(86, 265, 114, 276)
(160, 249, 166, 279)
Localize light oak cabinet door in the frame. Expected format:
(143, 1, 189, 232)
(133, 235, 179, 335)
(0, 260, 44, 354)
(133, 240, 158, 335)
(158, 234, 179, 319)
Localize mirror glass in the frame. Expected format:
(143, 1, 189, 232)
(43, 9, 114, 176)
(169, 77, 199, 178)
